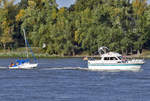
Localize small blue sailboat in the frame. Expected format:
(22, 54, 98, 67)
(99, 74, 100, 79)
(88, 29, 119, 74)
(9, 29, 38, 69)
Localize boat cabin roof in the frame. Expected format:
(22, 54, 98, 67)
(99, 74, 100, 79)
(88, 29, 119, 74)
(101, 52, 122, 57)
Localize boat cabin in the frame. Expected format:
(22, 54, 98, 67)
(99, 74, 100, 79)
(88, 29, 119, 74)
(100, 52, 123, 63)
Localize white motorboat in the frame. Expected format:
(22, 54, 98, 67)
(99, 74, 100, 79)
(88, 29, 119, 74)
(87, 47, 144, 71)
(9, 29, 38, 69)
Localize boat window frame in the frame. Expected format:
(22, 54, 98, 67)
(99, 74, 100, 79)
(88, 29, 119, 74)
(110, 57, 118, 60)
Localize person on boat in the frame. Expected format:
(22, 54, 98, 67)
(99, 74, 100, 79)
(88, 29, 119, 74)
(10, 62, 15, 67)
(16, 62, 19, 66)
(83, 56, 88, 60)
(122, 56, 127, 63)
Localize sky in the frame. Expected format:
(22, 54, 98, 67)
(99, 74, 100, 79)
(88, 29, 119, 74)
(57, 0, 150, 7)
(15, 0, 76, 7)
(16, 0, 150, 8)
(56, 0, 76, 8)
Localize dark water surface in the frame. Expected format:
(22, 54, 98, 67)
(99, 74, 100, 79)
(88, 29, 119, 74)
(0, 58, 149, 101)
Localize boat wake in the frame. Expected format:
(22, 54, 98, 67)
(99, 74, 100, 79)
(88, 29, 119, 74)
(0, 66, 8, 69)
(40, 67, 140, 72)
(0, 66, 141, 72)
(40, 67, 89, 71)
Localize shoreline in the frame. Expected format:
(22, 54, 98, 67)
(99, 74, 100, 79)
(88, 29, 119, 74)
(0, 52, 149, 59)
(1, 48, 150, 58)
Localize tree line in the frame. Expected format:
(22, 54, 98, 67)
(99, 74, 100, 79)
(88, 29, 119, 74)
(0, 0, 150, 56)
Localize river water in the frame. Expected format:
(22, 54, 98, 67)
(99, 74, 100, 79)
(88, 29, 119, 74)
(0, 58, 149, 101)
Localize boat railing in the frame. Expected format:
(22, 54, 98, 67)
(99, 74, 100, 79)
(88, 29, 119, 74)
(127, 59, 144, 64)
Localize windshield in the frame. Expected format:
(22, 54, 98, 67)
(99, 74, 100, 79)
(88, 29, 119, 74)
(118, 56, 122, 60)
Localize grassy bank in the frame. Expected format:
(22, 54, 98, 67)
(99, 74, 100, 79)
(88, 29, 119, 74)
(0, 48, 57, 58)
(0, 48, 84, 58)
(0, 48, 150, 58)
(0, 52, 87, 58)
(131, 49, 150, 58)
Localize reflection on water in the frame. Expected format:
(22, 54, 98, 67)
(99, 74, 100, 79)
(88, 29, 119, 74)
(0, 58, 149, 101)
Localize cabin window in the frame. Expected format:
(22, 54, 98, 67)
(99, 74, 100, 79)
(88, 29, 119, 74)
(104, 57, 109, 60)
(110, 57, 118, 60)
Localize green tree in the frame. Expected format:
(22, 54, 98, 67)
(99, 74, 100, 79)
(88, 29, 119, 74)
(0, 0, 16, 50)
(132, 0, 148, 54)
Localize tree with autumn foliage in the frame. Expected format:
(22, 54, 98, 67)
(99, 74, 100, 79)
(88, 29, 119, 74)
(0, 0, 17, 50)
(0, 0, 150, 56)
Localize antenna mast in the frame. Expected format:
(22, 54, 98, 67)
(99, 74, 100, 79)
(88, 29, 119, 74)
(23, 29, 29, 58)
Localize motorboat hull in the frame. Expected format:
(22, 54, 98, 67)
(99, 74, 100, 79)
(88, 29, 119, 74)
(9, 63, 38, 69)
(88, 63, 143, 71)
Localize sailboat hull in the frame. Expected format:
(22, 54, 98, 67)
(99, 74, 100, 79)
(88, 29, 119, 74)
(9, 63, 38, 69)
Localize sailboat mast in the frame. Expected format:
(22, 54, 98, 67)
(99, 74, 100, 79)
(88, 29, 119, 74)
(23, 29, 29, 58)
